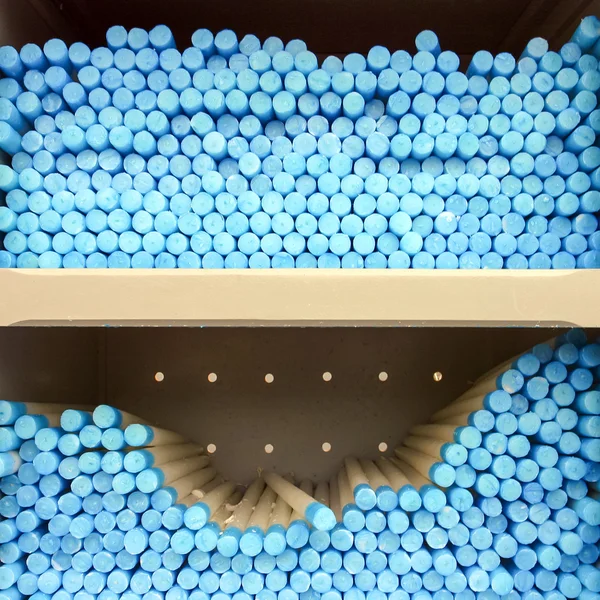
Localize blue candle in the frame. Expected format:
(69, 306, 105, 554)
(467, 51, 493, 77)
(0, 451, 21, 477)
(0, 46, 25, 79)
(571, 16, 600, 50)
(1, 31, 600, 271)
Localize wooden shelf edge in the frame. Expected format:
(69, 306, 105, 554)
(0, 270, 597, 327)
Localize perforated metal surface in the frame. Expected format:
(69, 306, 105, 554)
(0, 328, 100, 404)
(0, 326, 577, 484)
(104, 327, 557, 483)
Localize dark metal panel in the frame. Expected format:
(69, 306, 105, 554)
(105, 327, 557, 483)
(54, 0, 546, 57)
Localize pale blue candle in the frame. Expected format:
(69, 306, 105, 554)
(0, 78, 22, 104)
(0, 46, 25, 81)
(571, 16, 600, 50)
(0, 451, 22, 478)
(0, 164, 20, 192)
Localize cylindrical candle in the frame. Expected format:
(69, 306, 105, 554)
(394, 446, 456, 487)
(123, 443, 202, 473)
(166, 466, 218, 503)
(359, 459, 398, 511)
(124, 424, 187, 447)
(264, 472, 335, 531)
(0, 402, 91, 426)
(92, 405, 148, 429)
(218, 478, 266, 557)
(183, 481, 237, 529)
(345, 457, 377, 510)
(135, 455, 211, 492)
(239, 485, 278, 556)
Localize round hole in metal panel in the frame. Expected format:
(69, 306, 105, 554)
(264, 444, 274, 454)
(112, 327, 554, 483)
(207, 373, 218, 383)
(433, 371, 443, 382)
(154, 372, 164, 382)
(207, 443, 217, 454)
(378, 442, 388, 452)
(378, 371, 388, 382)
(265, 373, 274, 384)
(322, 442, 332, 452)
(322, 372, 332, 382)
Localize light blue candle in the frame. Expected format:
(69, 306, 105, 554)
(571, 16, 600, 50)
(0, 46, 25, 81)
(0, 78, 22, 105)
(467, 51, 493, 77)
(0, 165, 20, 192)
(1, 30, 600, 271)
(0, 451, 22, 477)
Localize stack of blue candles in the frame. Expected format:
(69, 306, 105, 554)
(0, 18, 599, 268)
(0, 329, 599, 600)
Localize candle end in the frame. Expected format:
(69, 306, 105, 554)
(306, 502, 336, 531)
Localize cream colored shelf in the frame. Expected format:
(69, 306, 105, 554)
(0, 270, 597, 327)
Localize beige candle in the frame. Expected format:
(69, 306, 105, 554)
(394, 446, 455, 494)
(449, 346, 535, 406)
(169, 467, 217, 501)
(475, 344, 543, 385)
(148, 443, 203, 466)
(184, 481, 238, 529)
(180, 495, 198, 507)
(247, 486, 277, 531)
(468, 363, 506, 386)
(268, 493, 293, 528)
(337, 469, 354, 510)
(431, 395, 485, 422)
(454, 353, 519, 399)
(345, 457, 370, 491)
(435, 414, 474, 427)
(192, 481, 237, 514)
(394, 447, 438, 481)
(147, 427, 188, 446)
(345, 457, 377, 508)
(455, 382, 495, 404)
(389, 456, 430, 488)
(111, 410, 148, 428)
(314, 481, 329, 507)
(279, 477, 312, 524)
(360, 458, 401, 510)
(411, 424, 459, 442)
(123, 413, 148, 428)
(213, 508, 231, 529)
(264, 472, 335, 531)
(359, 459, 391, 490)
(402, 436, 446, 460)
(160, 455, 210, 483)
(191, 475, 225, 499)
(226, 478, 265, 531)
(213, 490, 244, 528)
(124, 423, 188, 447)
(376, 457, 411, 491)
(329, 476, 342, 522)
